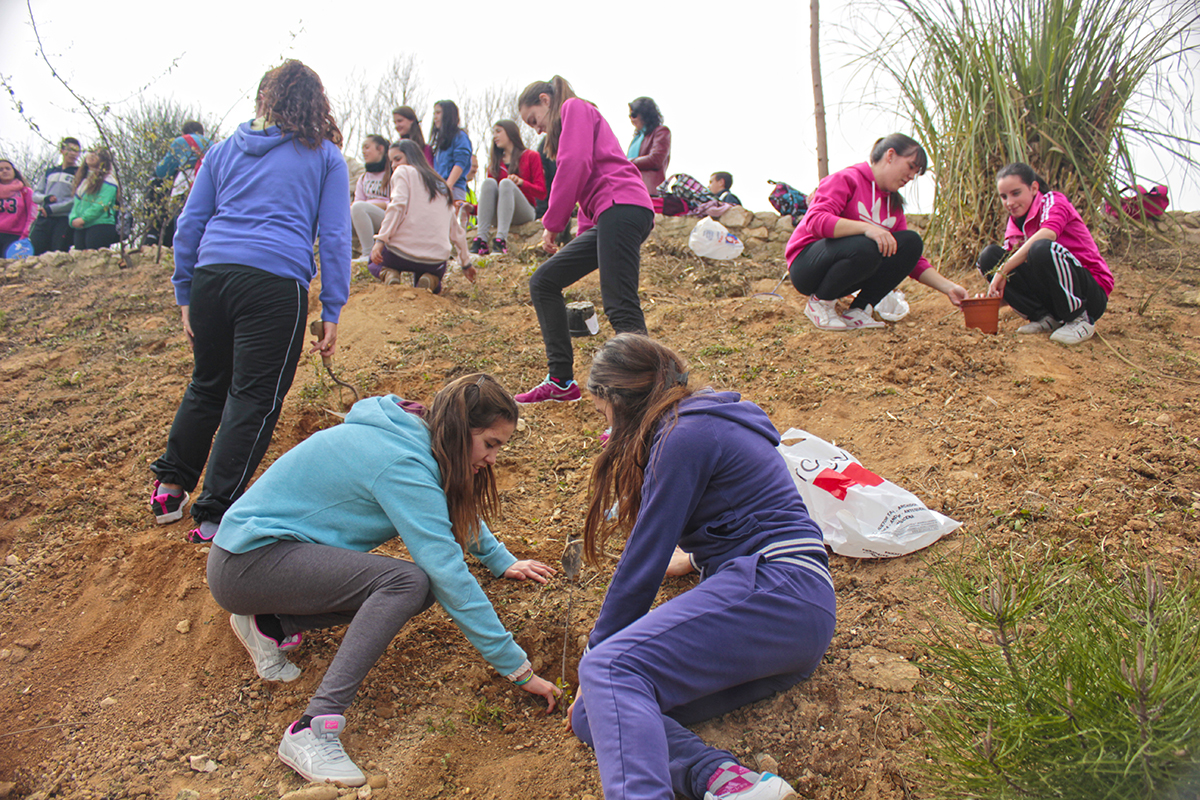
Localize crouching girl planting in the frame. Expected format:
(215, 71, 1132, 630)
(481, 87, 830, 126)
(568, 334, 836, 800)
(207, 374, 559, 786)
(982, 162, 1113, 344)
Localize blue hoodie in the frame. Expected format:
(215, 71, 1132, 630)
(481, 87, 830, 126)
(589, 391, 829, 648)
(172, 121, 352, 323)
(215, 395, 526, 675)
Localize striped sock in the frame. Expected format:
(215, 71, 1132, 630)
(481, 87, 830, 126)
(707, 762, 759, 797)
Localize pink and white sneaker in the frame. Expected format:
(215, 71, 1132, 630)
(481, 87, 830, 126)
(515, 376, 581, 404)
(840, 307, 885, 329)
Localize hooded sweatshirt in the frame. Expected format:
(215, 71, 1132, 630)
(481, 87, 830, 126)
(68, 174, 119, 229)
(785, 162, 932, 279)
(1004, 189, 1113, 295)
(588, 391, 829, 649)
(542, 98, 653, 235)
(0, 181, 38, 238)
(215, 395, 526, 676)
(32, 165, 78, 217)
(172, 120, 352, 323)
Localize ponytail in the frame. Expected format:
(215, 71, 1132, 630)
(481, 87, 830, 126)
(517, 75, 579, 159)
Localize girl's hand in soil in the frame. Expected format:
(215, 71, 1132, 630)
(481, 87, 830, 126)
(180, 305, 194, 348)
(462, 264, 477, 283)
(520, 673, 561, 712)
(665, 546, 694, 577)
(541, 228, 559, 255)
(504, 560, 556, 583)
(988, 270, 1007, 298)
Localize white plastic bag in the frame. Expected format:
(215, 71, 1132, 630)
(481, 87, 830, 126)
(874, 290, 910, 322)
(777, 428, 960, 558)
(688, 217, 744, 260)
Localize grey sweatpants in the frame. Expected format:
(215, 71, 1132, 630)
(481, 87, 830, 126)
(476, 177, 536, 240)
(208, 541, 435, 717)
(350, 202, 386, 257)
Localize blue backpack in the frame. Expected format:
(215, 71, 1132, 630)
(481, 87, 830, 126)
(768, 180, 809, 224)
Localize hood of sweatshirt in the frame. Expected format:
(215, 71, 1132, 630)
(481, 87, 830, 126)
(342, 394, 432, 448)
(674, 389, 780, 446)
(232, 120, 296, 157)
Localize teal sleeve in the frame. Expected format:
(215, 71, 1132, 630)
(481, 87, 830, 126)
(468, 520, 518, 577)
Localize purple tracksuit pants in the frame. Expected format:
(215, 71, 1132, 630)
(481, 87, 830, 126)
(571, 554, 836, 800)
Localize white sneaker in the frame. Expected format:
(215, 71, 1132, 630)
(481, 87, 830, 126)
(805, 297, 849, 331)
(840, 307, 885, 329)
(1050, 317, 1095, 345)
(1016, 315, 1061, 334)
(229, 614, 301, 682)
(705, 773, 798, 800)
(277, 715, 366, 786)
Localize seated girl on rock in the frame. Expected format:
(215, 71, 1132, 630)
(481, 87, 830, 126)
(785, 134, 966, 331)
(368, 140, 473, 293)
(568, 333, 835, 800)
(980, 162, 1113, 345)
(68, 147, 121, 251)
(207, 374, 561, 787)
(471, 120, 547, 256)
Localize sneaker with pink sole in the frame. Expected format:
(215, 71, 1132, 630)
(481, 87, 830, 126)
(515, 376, 581, 404)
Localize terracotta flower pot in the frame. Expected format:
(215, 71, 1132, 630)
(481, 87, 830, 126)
(960, 296, 1002, 334)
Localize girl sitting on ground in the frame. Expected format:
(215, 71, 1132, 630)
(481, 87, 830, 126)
(350, 135, 391, 263)
(208, 374, 561, 787)
(0, 159, 38, 255)
(429, 100, 473, 202)
(68, 147, 121, 251)
(368, 140, 473, 293)
(513, 76, 654, 404)
(982, 162, 1113, 344)
(471, 120, 547, 255)
(785, 134, 967, 331)
(568, 334, 835, 800)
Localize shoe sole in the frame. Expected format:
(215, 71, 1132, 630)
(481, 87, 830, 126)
(277, 752, 367, 788)
(230, 616, 301, 683)
(515, 395, 580, 405)
(153, 492, 189, 524)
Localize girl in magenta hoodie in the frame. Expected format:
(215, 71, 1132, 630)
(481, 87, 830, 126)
(0, 159, 38, 256)
(982, 162, 1112, 345)
(513, 76, 655, 404)
(785, 134, 967, 331)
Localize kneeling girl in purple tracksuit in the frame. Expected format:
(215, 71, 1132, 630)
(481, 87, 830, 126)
(568, 334, 836, 800)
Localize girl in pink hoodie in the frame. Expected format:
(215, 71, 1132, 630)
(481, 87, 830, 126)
(982, 162, 1112, 345)
(513, 76, 655, 404)
(785, 134, 966, 331)
(0, 159, 38, 256)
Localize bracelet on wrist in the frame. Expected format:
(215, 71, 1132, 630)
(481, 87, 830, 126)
(503, 659, 533, 683)
(513, 671, 534, 686)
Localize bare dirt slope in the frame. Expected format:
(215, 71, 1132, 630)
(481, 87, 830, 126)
(0, 233, 1197, 800)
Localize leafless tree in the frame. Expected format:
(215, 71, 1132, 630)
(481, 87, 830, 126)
(812, 0, 829, 179)
(335, 54, 426, 149)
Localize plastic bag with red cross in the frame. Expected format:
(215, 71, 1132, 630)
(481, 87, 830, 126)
(777, 428, 960, 558)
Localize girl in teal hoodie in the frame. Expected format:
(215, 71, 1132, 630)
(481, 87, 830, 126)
(207, 373, 560, 787)
(68, 147, 120, 251)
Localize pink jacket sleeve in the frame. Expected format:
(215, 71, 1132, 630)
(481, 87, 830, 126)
(542, 100, 595, 234)
(803, 172, 856, 239)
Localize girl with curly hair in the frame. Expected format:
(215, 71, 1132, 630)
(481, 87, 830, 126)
(150, 60, 352, 544)
(68, 147, 120, 250)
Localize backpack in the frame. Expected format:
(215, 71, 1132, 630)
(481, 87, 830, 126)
(171, 134, 208, 198)
(768, 179, 808, 224)
(657, 173, 716, 210)
(1105, 184, 1168, 220)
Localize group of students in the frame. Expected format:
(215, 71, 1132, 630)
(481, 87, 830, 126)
(139, 59, 1114, 799)
(1, 140, 123, 256)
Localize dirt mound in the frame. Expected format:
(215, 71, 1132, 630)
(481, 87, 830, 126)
(0, 233, 1197, 799)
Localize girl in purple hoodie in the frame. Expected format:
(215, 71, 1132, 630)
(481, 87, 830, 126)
(513, 76, 655, 404)
(982, 162, 1113, 345)
(785, 134, 967, 331)
(568, 334, 835, 800)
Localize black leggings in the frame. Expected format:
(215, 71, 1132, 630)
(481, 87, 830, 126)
(529, 204, 654, 381)
(73, 223, 119, 251)
(1001, 239, 1107, 324)
(152, 264, 308, 523)
(29, 215, 73, 254)
(789, 230, 923, 308)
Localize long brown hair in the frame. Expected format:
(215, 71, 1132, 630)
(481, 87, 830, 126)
(363, 134, 393, 191)
(73, 147, 114, 195)
(260, 60, 342, 150)
(392, 106, 427, 148)
(517, 75, 580, 160)
(426, 373, 519, 548)
(392, 140, 451, 206)
(487, 120, 527, 180)
(582, 334, 693, 565)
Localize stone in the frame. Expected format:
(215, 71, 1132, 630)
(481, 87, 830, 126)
(848, 646, 920, 692)
(366, 775, 389, 789)
(755, 753, 780, 774)
(174, 791, 201, 800)
(281, 786, 339, 800)
(0, 781, 15, 798)
(176, 619, 191, 634)
(356, 786, 372, 800)
(718, 206, 752, 228)
(5, 554, 19, 566)
(188, 754, 217, 773)
(99, 696, 117, 707)
(751, 212, 778, 230)
(743, 226, 771, 241)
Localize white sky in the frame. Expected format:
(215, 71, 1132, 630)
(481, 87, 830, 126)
(3, 0, 1197, 217)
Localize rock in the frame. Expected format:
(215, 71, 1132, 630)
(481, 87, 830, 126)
(174, 791, 201, 800)
(356, 786, 372, 800)
(13, 635, 40, 650)
(751, 212, 778, 230)
(719, 206, 752, 228)
(743, 226, 771, 241)
(5, 554, 19, 566)
(100, 696, 117, 707)
(176, 619, 191, 634)
(366, 775, 388, 789)
(1129, 518, 1150, 531)
(281, 786, 339, 800)
(0, 781, 15, 798)
(188, 754, 217, 773)
(1180, 289, 1200, 306)
(848, 646, 921, 692)
(1155, 413, 1173, 425)
(755, 753, 780, 774)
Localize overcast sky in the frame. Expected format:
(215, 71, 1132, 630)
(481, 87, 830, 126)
(3, 0, 1197, 220)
